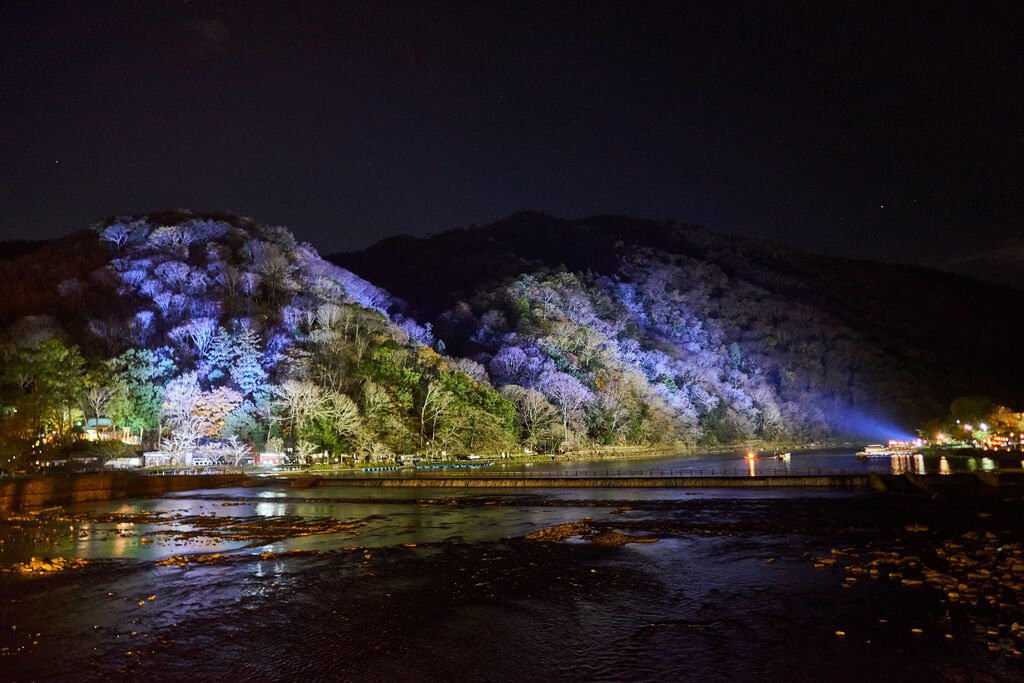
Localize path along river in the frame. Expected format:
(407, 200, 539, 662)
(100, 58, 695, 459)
(2, 450, 1023, 681)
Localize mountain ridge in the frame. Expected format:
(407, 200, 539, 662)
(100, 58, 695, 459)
(1, 210, 1021, 471)
(331, 212, 1024, 427)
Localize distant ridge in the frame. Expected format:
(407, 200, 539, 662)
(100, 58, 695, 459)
(941, 241, 1024, 291)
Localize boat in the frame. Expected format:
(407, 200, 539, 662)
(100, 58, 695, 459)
(855, 442, 918, 458)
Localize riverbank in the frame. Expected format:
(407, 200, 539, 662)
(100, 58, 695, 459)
(302, 440, 852, 472)
(923, 445, 1024, 462)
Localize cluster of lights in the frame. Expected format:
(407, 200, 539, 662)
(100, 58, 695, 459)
(888, 439, 923, 450)
(942, 420, 1024, 451)
(980, 431, 1024, 451)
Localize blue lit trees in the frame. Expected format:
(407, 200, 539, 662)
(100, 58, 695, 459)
(1, 207, 890, 468)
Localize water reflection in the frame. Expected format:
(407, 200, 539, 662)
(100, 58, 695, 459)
(939, 457, 950, 475)
(385, 448, 1002, 478)
(256, 501, 288, 517)
(890, 454, 911, 475)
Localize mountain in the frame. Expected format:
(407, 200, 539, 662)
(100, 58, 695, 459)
(2, 210, 1020, 471)
(0, 211, 514, 467)
(331, 212, 1024, 436)
(939, 241, 1024, 291)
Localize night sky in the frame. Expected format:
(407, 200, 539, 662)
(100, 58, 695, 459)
(1, 1, 1020, 265)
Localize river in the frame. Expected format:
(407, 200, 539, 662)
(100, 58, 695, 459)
(340, 447, 1020, 478)
(2, 453, 1023, 681)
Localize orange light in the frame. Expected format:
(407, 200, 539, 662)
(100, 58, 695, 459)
(746, 452, 755, 459)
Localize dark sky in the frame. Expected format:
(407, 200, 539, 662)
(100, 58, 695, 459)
(1, 1, 1021, 264)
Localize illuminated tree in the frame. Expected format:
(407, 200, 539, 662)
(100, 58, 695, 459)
(539, 369, 592, 443)
(154, 260, 191, 290)
(499, 385, 558, 449)
(99, 223, 131, 250)
(229, 327, 267, 394)
(79, 366, 113, 434)
(160, 372, 202, 455)
(489, 345, 527, 384)
(0, 338, 84, 443)
(193, 386, 244, 438)
(275, 380, 361, 455)
(419, 380, 455, 448)
(107, 349, 175, 444)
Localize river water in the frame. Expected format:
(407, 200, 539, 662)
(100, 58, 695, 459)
(341, 447, 1022, 479)
(2, 454, 1024, 681)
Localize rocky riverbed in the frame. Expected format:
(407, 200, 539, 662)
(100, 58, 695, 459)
(1, 486, 1023, 680)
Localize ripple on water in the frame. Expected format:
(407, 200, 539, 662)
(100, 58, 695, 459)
(2, 492, 1023, 681)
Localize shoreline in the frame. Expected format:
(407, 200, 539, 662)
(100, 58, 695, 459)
(300, 440, 855, 472)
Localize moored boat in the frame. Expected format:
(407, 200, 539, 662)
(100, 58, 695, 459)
(855, 440, 921, 458)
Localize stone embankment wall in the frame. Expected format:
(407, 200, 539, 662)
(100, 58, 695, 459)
(0, 473, 246, 511)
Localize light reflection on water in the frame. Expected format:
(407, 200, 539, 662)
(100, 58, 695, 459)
(373, 448, 1018, 477)
(889, 453, 927, 475)
(4, 482, 863, 564)
(3, 486, 1013, 683)
(4, 447, 1015, 565)
(13, 485, 678, 563)
(254, 500, 287, 517)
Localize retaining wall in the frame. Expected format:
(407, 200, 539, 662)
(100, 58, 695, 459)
(0, 473, 246, 511)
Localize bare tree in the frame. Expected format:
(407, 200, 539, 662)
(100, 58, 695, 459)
(500, 385, 558, 449)
(419, 380, 455, 449)
(81, 386, 112, 434)
(100, 223, 131, 250)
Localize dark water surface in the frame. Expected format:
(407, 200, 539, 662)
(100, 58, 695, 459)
(2, 482, 1023, 681)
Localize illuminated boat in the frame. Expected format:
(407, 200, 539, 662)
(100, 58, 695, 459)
(855, 440, 920, 458)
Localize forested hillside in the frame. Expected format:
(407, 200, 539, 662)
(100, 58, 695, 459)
(2, 210, 1021, 470)
(0, 211, 514, 468)
(333, 213, 1024, 441)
